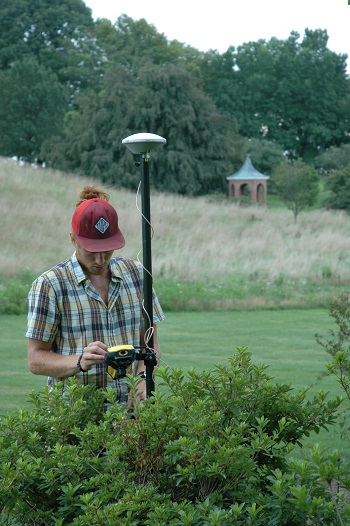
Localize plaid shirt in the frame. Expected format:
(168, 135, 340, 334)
(26, 253, 165, 401)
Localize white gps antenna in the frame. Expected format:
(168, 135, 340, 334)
(122, 132, 166, 155)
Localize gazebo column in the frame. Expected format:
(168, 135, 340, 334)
(228, 181, 235, 197)
(250, 181, 258, 204)
(258, 182, 267, 206)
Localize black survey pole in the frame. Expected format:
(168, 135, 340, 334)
(122, 133, 166, 398)
(141, 152, 156, 397)
(141, 153, 153, 339)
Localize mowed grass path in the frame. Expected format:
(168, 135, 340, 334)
(1, 309, 340, 410)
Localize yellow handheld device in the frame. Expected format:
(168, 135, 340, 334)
(105, 345, 136, 379)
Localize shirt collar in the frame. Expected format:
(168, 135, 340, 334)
(71, 252, 122, 284)
(109, 257, 123, 281)
(71, 252, 86, 284)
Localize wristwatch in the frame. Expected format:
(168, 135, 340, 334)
(138, 371, 146, 380)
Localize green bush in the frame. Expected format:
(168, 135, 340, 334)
(0, 349, 348, 525)
(316, 292, 350, 445)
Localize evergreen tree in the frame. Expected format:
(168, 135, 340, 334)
(44, 61, 245, 195)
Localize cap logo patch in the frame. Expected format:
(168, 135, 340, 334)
(94, 217, 110, 234)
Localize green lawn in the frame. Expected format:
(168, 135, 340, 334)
(0, 315, 45, 412)
(0, 310, 345, 450)
(157, 309, 337, 393)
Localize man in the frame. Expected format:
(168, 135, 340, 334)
(26, 186, 165, 404)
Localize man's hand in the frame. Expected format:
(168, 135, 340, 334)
(79, 341, 108, 371)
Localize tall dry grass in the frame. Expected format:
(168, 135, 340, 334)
(2, 157, 350, 287)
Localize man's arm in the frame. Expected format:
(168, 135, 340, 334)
(28, 339, 108, 377)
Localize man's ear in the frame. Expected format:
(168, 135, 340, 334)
(70, 232, 77, 246)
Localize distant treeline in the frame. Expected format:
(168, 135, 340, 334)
(1, 0, 350, 197)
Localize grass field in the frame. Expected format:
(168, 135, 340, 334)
(1, 309, 346, 452)
(2, 159, 350, 312)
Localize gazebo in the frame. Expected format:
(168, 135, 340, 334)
(226, 155, 269, 206)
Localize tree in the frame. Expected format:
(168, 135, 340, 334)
(272, 29, 350, 161)
(0, 0, 93, 69)
(324, 164, 350, 211)
(0, 59, 68, 160)
(94, 15, 194, 70)
(0, 0, 101, 96)
(202, 30, 350, 163)
(272, 159, 320, 222)
(44, 61, 245, 196)
(244, 138, 285, 177)
(197, 47, 238, 115)
(315, 143, 350, 175)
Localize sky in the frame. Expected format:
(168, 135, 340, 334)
(84, 0, 350, 70)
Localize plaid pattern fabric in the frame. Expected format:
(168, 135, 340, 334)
(26, 253, 165, 401)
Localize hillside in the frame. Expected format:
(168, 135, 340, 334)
(2, 157, 350, 309)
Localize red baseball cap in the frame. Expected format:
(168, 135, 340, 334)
(71, 198, 125, 252)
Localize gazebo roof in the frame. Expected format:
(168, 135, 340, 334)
(226, 155, 269, 181)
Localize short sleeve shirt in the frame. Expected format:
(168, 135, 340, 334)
(26, 253, 165, 398)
